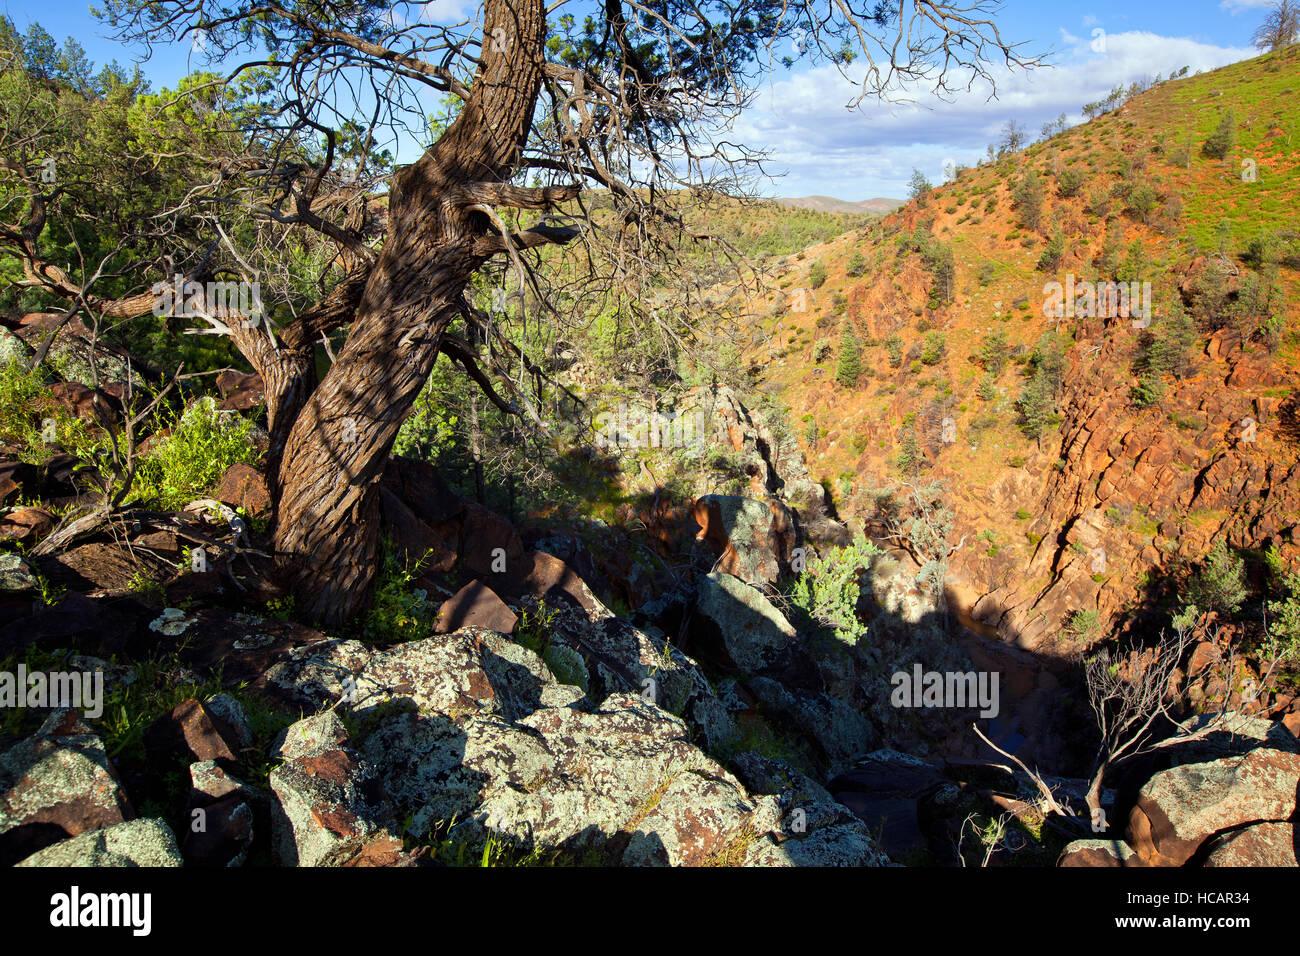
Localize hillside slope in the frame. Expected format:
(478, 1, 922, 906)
(743, 46, 1300, 650)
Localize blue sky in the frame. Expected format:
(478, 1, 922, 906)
(3, 0, 1276, 199)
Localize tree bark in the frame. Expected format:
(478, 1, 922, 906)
(270, 0, 549, 625)
(468, 392, 486, 504)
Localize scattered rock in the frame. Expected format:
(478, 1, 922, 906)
(13, 313, 145, 388)
(0, 551, 38, 593)
(204, 694, 253, 748)
(460, 502, 525, 580)
(693, 572, 796, 673)
(691, 494, 796, 586)
(743, 818, 891, 866)
(184, 794, 254, 867)
(433, 580, 518, 635)
(185, 762, 256, 867)
(268, 711, 398, 867)
(150, 607, 196, 636)
(378, 487, 457, 573)
(144, 698, 242, 765)
(1283, 712, 1300, 739)
(0, 327, 33, 365)
(0, 460, 38, 506)
(747, 677, 877, 774)
(0, 506, 57, 546)
(212, 463, 272, 517)
(189, 760, 247, 802)
(49, 381, 120, 424)
(622, 770, 759, 866)
(215, 370, 265, 412)
(269, 629, 887, 867)
(0, 710, 133, 866)
(1058, 838, 1142, 867)
(16, 818, 182, 867)
(829, 750, 945, 860)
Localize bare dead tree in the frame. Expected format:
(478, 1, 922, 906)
(1078, 608, 1278, 817)
(1253, 0, 1300, 51)
(879, 479, 966, 595)
(12, 0, 1041, 624)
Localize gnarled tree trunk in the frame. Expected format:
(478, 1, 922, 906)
(265, 0, 552, 625)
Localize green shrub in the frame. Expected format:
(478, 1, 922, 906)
(132, 397, 260, 509)
(1126, 183, 1159, 223)
(1095, 220, 1124, 278)
(1133, 301, 1196, 380)
(908, 168, 933, 203)
(1264, 553, 1300, 663)
(1086, 188, 1112, 219)
(1188, 541, 1248, 616)
(1064, 609, 1102, 642)
(1037, 227, 1066, 271)
(886, 333, 904, 368)
(897, 428, 922, 477)
(836, 325, 861, 387)
(363, 542, 439, 641)
(0, 360, 106, 467)
(788, 533, 880, 646)
(920, 331, 947, 366)
(808, 260, 828, 289)
(920, 240, 956, 305)
(1012, 169, 1045, 232)
(1057, 167, 1085, 198)
(1130, 373, 1165, 407)
(1202, 108, 1235, 160)
(1119, 238, 1149, 284)
(1014, 334, 1065, 440)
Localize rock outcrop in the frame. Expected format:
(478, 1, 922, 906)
(265, 627, 888, 866)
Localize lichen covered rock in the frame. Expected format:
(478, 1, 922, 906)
(0, 709, 132, 866)
(17, 818, 182, 867)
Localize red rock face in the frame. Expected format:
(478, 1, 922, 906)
(1204, 821, 1298, 867)
(0, 507, 56, 546)
(945, 323, 1300, 650)
(48, 381, 120, 424)
(216, 370, 266, 412)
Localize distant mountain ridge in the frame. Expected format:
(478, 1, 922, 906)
(773, 195, 904, 214)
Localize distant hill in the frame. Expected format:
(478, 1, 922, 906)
(774, 195, 905, 214)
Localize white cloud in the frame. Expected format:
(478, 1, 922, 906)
(1219, 0, 1276, 13)
(740, 31, 1257, 199)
